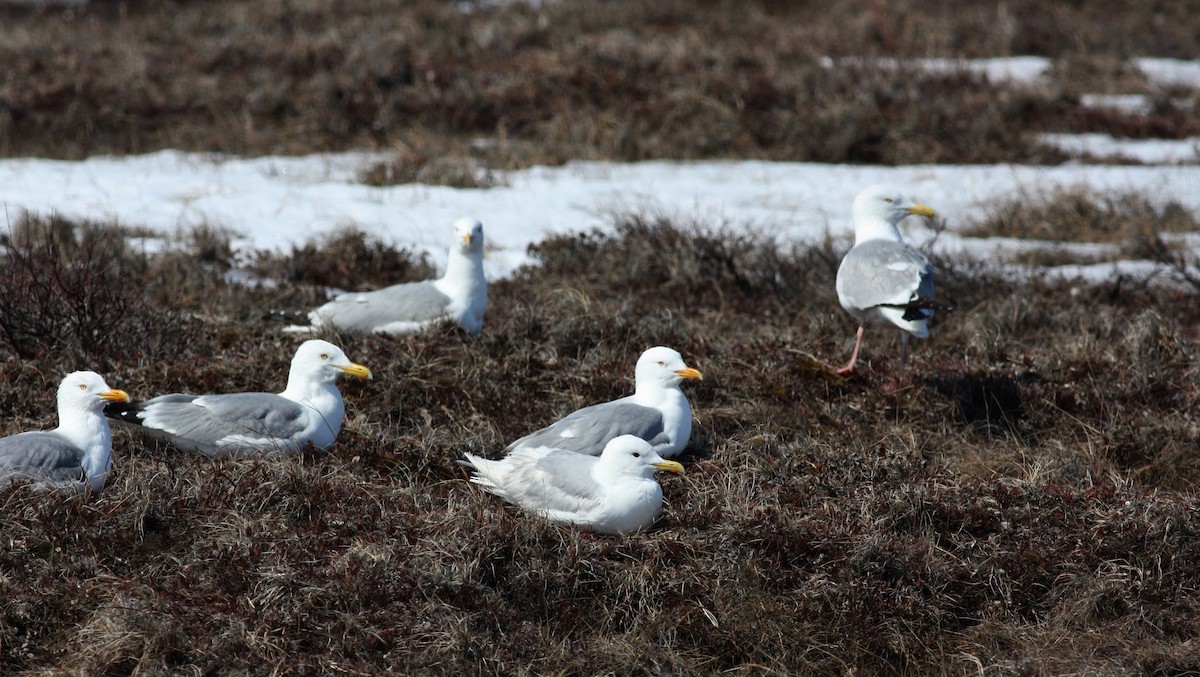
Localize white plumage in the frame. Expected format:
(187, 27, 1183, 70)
(503, 346, 703, 458)
(288, 217, 488, 335)
(0, 371, 130, 492)
(463, 435, 685, 535)
(833, 185, 938, 375)
(107, 340, 371, 457)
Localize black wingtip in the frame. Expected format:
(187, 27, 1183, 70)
(104, 400, 146, 423)
(880, 296, 953, 321)
(900, 305, 935, 322)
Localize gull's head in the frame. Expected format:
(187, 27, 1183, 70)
(452, 217, 485, 256)
(58, 371, 129, 413)
(852, 185, 936, 241)
(634, 346, 703, 390)
(290, 339, 372, 385)
(600, 435, 685, 478)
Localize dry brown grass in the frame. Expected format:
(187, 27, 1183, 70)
(355, 130, 509, 188)
(1, 213, 1199, 674)
(3, 1, 1200, 673)
(252, 226, 438, 292)
(958, 187, 1200, 269)
(0, 213, 198, 365)
(962, 187, 1200, 243)
(1, 0, 1194, 164)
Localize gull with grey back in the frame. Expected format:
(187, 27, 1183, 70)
(504, 346, 703, 458)
(287, 217, 488, 335)
(463, 435, 685, 535)
(832, 184, 940, 376)
(107, 340, 371, 457)
(0, 371, 130, 492)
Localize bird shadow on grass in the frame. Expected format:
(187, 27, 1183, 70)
(927, 372, 1027, 437)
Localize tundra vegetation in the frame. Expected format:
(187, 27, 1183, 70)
(1, 0, 1199, 674)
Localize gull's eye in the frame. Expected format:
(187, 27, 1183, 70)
(632, 452, 641, 458)
(78, 383, 88, 391)
(320, 353, 330, 360)
(657, 361, 665, 367)
(884, 197, 894, 204)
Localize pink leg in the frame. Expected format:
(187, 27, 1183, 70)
(835, 325, 866, 375)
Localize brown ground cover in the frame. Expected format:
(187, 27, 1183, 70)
(1, 0, 1198, 165)
(0, 213, 1198, 674)
(2, 1, 1200, 673)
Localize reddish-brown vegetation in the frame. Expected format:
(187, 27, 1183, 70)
(1, 1, 1195, 165)
(0, 213, 1198, 673)
(2, 1, 1199, 673)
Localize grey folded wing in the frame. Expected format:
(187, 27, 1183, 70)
(313, 281, 452, 332)
(510, 450, 606, 513)
(506, 401, 667, 456)
(0, 431, 85, 484)
(837, 239, 935, 316)
(112, 392, 310, 454)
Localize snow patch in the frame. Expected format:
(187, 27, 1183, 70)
(2, 151, 1199, 282)
(1037, 133, 1200, 164)
(1135, 58, 1200, 89)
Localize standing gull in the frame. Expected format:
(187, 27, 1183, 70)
(832, 185, 938, 375)
(463, 435, 685, 535)
(107, 340, 371, 457)
(505, 346, 703, 458)
(286, 217, 487, 335)
(0, 371, 130, 492)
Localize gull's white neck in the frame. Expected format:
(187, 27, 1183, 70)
(56, 405, 112, 492)
(433, 246, 488, 332)
(633, 381, 684, 408)
(590, 457, 663, 534)
(853, 216, 904, 245)
(632, 381, 692, 452)
(280, 375, 345, 434)
(435, 247, 485, 295)
(275, 369, 346, 452)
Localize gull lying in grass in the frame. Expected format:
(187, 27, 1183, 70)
(832, 184, 939, 375)
(463, 435, 685, 535)
(107, 340, 371, 458)
(0, 371, 129, 492)
(504, 346, 703, 458)
(286, 217, 488, 335)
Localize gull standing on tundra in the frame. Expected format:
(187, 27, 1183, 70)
(287, 217, 488, 335)
(463, 435, 685, 535)
(107, 340, 371, 457)
(0, 371, 130, 492)
(832, 185, 939, 375)
(504, 346, 703, 458)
